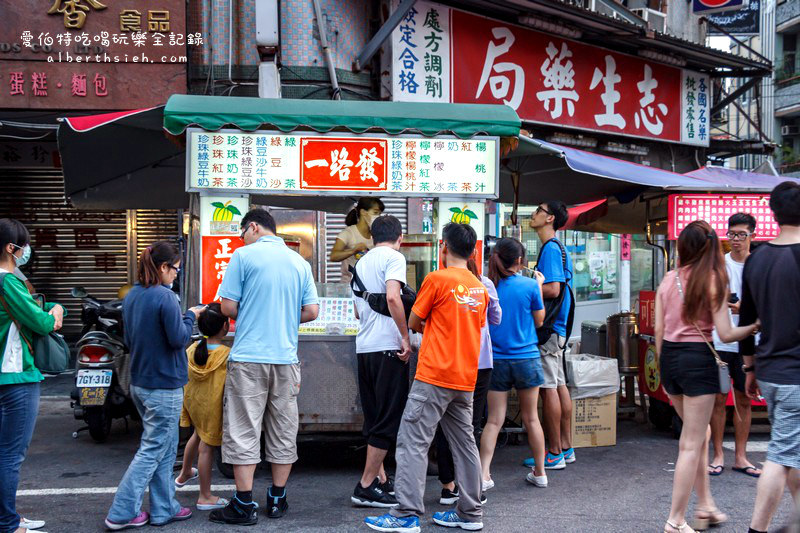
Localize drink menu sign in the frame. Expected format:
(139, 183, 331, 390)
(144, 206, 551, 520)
(392, 1, 710, 147)
(667, 194, 778, 241)
(187, 130, 499, 198)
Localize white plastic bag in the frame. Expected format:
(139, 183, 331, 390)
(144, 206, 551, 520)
(566, 353, 620, 400)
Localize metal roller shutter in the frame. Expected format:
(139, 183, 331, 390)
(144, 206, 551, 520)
(133, 209, 182, 262)
(324, 198, 408, 282)
(0, 169, 128, 335)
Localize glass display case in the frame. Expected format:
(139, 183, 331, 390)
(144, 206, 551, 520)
(400, 234, 436, 292)
(299, 282, 359, 336)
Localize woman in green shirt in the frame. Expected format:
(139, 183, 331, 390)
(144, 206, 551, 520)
(0, 218, 64, 533)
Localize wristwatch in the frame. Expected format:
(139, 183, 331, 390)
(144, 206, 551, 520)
(742, 365, 755, 373)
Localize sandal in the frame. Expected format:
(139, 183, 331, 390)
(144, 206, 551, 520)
(694, 508, 728, 528)
(665, 521, 696, 533)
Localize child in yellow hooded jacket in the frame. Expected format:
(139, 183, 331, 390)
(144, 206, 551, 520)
(175, 303, 230, 510)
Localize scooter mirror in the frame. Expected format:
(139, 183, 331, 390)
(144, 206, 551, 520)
(71, 286, 88, 298)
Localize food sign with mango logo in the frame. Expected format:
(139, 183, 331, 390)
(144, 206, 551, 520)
(449, 206, 478, 225)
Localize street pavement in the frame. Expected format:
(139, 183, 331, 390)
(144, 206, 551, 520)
(22, 374, 797, 532)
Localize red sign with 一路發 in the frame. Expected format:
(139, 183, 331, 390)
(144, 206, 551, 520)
(451, 10, 682, 143)
(300, 137, 388, 191)
(667, 194, 778, 241)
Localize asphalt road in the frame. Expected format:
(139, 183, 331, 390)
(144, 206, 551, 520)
(21, 374, 797, 532)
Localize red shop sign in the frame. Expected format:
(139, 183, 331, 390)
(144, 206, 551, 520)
(300, 137, 388, 191)
(200, 236, 244, 304)
(667, 194, 778, 241)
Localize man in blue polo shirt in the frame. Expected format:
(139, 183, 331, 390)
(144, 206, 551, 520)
(529, 200, 575, 471)
(211, 208, 319, 527)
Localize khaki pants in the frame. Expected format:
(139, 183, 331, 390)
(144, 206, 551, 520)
(221, 361, 301, 465)
(391, 380, 482, 523)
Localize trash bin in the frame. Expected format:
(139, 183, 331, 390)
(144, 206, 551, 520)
(606, 312, 639, 373)
(580, 321, 607, 357)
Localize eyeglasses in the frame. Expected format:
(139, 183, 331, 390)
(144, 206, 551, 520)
(168, 265, 181, 274)
(536, 206, 552, 216)
(240, 223, 252, 241)
(726, 231, 752, 241)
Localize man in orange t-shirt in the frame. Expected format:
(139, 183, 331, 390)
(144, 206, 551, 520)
(364, 223, 488, 533)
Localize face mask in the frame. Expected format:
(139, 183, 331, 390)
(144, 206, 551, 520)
(364, 213, 376, 227)
(12, 244, 31, 267)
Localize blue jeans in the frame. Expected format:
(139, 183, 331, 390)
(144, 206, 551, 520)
(107, 386, 183, 525)
(0, 382, 40, 533)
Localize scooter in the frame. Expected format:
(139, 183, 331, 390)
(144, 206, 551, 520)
(69, 286, 138, 442)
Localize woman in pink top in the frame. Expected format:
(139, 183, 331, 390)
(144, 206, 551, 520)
(656, 221, 758, 533)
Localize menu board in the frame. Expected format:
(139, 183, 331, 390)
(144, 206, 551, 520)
(187, 130, 499, 198)
(299, 297, 359, 336)
(668, 194, 778, 240)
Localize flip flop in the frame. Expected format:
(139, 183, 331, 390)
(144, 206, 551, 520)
(707, 464, 724, 476)
(732, 466, 761, 478)
(175, 467, 198, 487)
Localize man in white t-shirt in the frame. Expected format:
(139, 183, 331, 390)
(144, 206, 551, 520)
(350, 215, 412, 509)
(709, 213, 761, 478)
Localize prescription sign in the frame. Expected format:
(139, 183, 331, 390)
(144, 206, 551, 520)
(186, 129, 499, 198)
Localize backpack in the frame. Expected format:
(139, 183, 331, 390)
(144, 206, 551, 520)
(0, 273, 70, 374)
(534, 238, 576, 349)
(349, 265, 416, 320)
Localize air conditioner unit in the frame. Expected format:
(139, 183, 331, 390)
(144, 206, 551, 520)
(632, 8, 667, 33)
(587, 0, 623, 19)
(782, 125, 800, 136)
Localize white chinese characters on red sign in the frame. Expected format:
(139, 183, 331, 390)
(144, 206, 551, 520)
(667, 194, 778, 241)
(392, 1, 709, 146)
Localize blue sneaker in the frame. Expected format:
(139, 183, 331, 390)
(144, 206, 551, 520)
(364, 513, 421, 533)
(544, 452, 566, 470)
(563, 447, 576, 464)
(432, 510, 483, 530)
(522, 457, 536, 468)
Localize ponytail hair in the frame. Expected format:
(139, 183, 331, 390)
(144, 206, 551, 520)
(194, 302, 228, 366)
(488, 237, 525, 287)
(345, 197, 386, 226)
(137, 241, 180, 287)
(677, 220, 728, 323)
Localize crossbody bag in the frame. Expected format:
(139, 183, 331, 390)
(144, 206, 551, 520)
(0, 272, 70, 374)
(349, 265, 416, 320)
(674, 271, 731, 395)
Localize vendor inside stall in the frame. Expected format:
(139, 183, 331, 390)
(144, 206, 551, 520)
(329, 197, 386, 284)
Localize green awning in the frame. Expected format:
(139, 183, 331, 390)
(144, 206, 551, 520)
(163, 95, 521, 139)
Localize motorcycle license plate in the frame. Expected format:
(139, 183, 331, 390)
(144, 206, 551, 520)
(80, 387, 108, 406)
(77, 369, 112, 388)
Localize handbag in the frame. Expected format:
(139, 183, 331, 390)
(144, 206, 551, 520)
(349, 265, 416, 320)
(674, 271, 731, 395)
(0, 273, 70, 374)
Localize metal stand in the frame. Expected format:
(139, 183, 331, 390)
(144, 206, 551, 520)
(618, 372, 647, 422)
(72, 426, 89, 439)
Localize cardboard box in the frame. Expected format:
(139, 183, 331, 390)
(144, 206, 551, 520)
(571, 393, 617, 448)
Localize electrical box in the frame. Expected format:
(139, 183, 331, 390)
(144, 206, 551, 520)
(256, 0, 279, 47)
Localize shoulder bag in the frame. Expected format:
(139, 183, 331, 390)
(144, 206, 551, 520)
(535, 238, 576, 349)
(674, 271, 731, 395)
(349, 265, 416, 320)
(0, 273, 70, 374)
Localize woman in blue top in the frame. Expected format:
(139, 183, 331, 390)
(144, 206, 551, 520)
(105, 242, 205, 531)
(479, 238, 549, 490)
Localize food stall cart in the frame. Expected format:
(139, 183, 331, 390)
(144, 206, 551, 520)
(161, 94, 520, 433)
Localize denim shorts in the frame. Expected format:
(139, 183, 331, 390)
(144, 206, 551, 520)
(490, 358, 544, 392)
(659, 341, 720, 397)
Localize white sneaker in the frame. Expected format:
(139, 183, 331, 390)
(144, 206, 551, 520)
(525, 472, 548, 488)
(20, 518, 46, 530)
(481, 478, 494, 492)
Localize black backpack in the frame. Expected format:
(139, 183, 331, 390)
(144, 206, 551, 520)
(535, 238, 576, 349)
(349, 264, 416, 320)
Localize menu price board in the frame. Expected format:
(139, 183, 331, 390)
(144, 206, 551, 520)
(187, 129, 499, 198)
(298, 297, 359, 336)
(667, 194, 778, 241)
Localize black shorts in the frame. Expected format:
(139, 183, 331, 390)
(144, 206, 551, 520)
(717, 350, 746, 393)
(660, 341, 720, 397)
(357, 350, 409, 450)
